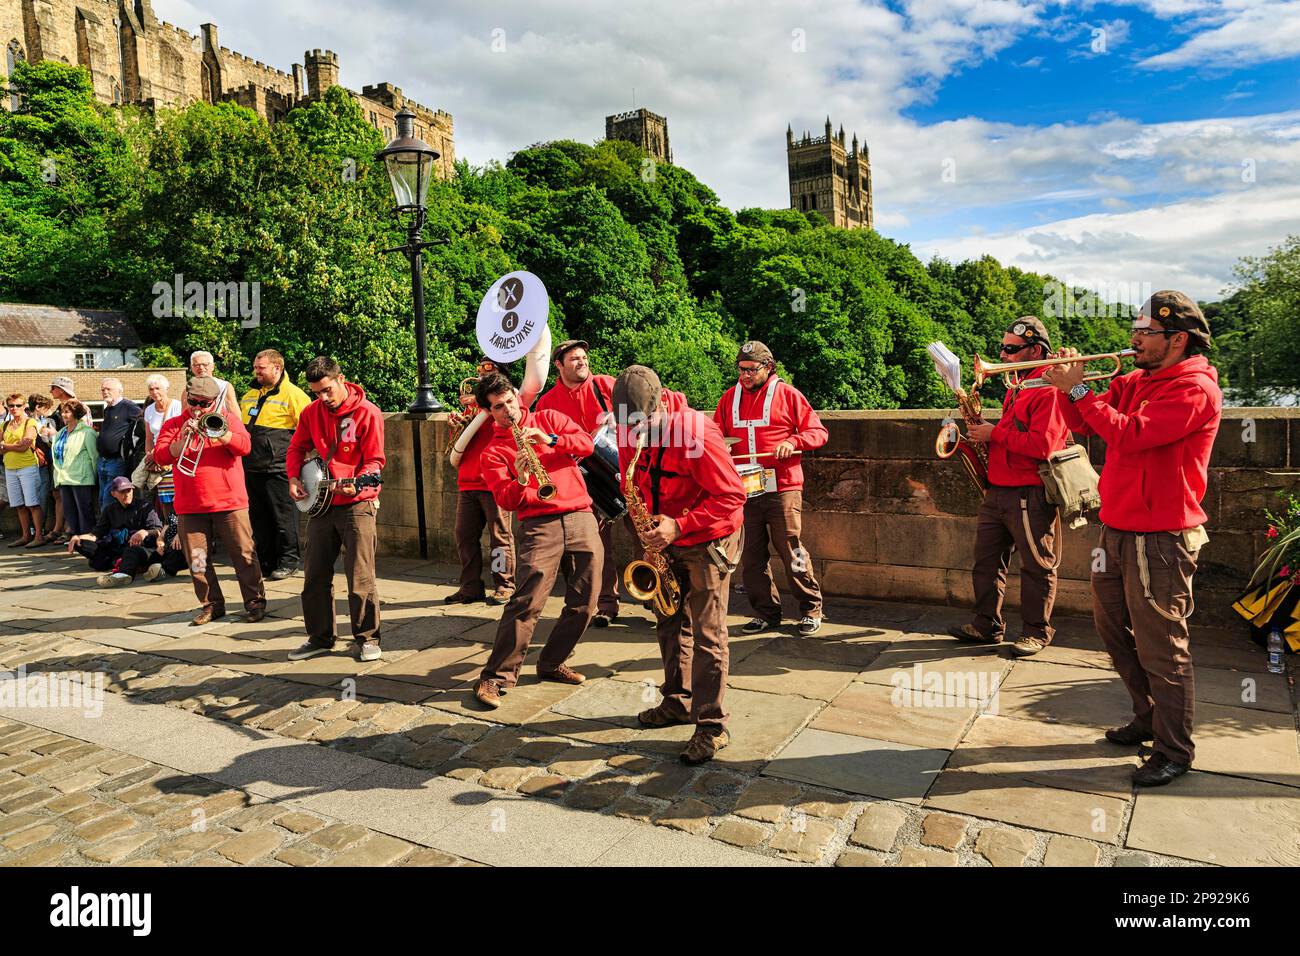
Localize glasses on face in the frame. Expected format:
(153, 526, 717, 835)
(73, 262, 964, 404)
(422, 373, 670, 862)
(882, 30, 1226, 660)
(6, 404, 22, 410)
(1131, 328, 1177, 338)
(999, 342, 1034, 355)
(187, 398, 212, 408)
(476, 361, 497, 375)
(736, 364, 763, 375)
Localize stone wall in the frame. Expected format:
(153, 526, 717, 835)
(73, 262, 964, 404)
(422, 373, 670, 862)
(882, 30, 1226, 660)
(373, 407, 1291, 627)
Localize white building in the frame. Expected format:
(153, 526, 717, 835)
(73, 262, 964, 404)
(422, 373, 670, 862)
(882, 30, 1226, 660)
(0, 302, 141, 370)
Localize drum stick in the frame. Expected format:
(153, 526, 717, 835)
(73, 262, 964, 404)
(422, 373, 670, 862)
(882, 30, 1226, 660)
(730, 450, 802, 459)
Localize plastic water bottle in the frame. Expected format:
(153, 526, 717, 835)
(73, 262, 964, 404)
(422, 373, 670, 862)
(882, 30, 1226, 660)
(1268, 627, 1285, 675)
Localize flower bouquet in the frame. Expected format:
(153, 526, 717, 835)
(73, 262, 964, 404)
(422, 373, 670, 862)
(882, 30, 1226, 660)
(1232, 491, 1300, 652)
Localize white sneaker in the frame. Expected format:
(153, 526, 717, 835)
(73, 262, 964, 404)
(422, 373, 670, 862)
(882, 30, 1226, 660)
(142, 563, 164, 582)
(97, 572, 131, 588)
(798, 616, 822, 635)
(358, 642, 382, 662)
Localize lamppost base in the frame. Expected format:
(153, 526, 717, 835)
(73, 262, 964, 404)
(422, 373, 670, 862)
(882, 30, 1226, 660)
(408, 389, 443, 416)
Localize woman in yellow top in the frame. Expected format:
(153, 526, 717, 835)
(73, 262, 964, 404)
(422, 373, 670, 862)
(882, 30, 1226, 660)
(2, 392, 46, 547)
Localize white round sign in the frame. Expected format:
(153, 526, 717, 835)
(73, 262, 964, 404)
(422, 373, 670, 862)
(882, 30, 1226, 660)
(476, 270, 549, 363)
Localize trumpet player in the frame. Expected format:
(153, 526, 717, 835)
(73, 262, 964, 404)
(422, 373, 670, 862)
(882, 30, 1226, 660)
(614, 365, 745, 765)
(472, 372, 600, 710)
(152, 376, 266, 627)
(449, 357, 515, 606)
(1043, 291, 1221, 788)
(947, 317, 1070, 656)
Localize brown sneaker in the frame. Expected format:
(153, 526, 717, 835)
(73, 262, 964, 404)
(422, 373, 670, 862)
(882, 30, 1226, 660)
(538, 663, 586, 685)
(637, 704, 693, 728)
(191, 606, 227, 627)
(474, 678, 503, 709)
(680, 728, 730, 765)
(1010, 636, 1047, 656)
(445, 590, 484, 605)
(946, 624, 1002, 645)
(486, 587, 513, 606)
(244, 605, 267, 624)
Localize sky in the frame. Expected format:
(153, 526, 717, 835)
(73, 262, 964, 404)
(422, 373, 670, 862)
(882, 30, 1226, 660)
(155, 0, 1300, 303)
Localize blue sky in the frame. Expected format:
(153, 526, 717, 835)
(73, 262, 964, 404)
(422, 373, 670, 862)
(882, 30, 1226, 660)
(158, 0, 1300, 300)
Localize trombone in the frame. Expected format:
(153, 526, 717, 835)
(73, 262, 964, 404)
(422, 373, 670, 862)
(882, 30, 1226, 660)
(973, 349, 1137, 391)
(175, 412, 230, 477)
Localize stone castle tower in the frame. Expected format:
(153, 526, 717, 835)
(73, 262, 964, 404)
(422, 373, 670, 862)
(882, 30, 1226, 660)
(605, 107, 671, 164)
(1, 0, 454, 176)
(787, 117, 872, 229)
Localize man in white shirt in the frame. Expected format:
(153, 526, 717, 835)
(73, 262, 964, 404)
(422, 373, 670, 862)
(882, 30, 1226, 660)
(189, 351, 242, 418)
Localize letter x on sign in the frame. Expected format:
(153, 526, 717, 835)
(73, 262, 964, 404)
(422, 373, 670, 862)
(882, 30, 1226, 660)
(498, 278, 523, 311)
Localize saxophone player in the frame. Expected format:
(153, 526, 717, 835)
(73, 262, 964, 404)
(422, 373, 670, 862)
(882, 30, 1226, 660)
(472, 372, 601, 710)
(946, 317, 1070, 656)
(613, 365, 745, 765)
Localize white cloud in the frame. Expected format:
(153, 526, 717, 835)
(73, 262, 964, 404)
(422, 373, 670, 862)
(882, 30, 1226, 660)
(1138, 0, 1300, 69)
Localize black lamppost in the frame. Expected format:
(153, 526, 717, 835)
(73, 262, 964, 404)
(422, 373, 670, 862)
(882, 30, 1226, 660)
(377, 107, 442, 414)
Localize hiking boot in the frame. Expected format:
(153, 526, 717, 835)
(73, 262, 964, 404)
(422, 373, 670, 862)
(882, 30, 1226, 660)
(97, 572, 131, 588)
(445, 590, 484, 605)
(287, 641, 331, 661)
(142, 563, 164, 583)
(244, 606, 267, 624)
(637, 704, 693, 728)
(742, 617, 780, 635)
(268, 565, 299, 581)
(1105, 721, 1154, 746)
(538, 663, 586, 684)
(798, 616, 822, 635)
(486, 587, 513, 606)
(1133, 751, 1190, 787)
(358, 642, 382, 662)
(475, 678, 503, 709)
(1010, 636, 1047, 656)
(680, 728, 730, 765)
(946, 624, 1002, 645)
(191, 606, 226, 626)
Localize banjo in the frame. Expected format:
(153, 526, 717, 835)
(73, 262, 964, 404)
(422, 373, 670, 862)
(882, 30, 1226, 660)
(295, 458, 383, 518)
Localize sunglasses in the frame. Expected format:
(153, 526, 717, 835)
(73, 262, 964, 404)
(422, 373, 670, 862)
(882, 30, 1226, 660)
(187, 397, 213, 407)
(736, 364, 765, 375)
(999, 342, 1036, 355)
(1131, 328, 1178, 338)
(6, 404, 23, 409)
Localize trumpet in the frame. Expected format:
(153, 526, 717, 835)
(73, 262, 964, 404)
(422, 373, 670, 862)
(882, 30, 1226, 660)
(511, 418, 556, 500)
(175, 411, 229, 477)
(973, 349, 1137, 391)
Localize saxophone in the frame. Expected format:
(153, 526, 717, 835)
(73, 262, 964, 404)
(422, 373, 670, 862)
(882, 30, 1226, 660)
(511, 418, 557, 500)
(621, 435, 682, 617)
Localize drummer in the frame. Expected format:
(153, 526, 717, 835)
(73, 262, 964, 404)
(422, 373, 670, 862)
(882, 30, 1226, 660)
(714, 341, 828, 635)
(534, 340, 624, 627)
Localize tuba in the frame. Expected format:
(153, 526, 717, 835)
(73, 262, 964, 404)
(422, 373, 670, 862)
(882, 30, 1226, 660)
(175, 411, 229, 478)
(621, 434, 682, 617)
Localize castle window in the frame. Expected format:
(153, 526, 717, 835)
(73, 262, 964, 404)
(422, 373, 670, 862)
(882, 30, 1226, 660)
(811, 193, 817, 210)
(800, 195, 807, 211)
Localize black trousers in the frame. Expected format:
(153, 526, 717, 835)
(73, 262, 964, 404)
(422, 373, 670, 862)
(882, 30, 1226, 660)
(76, 535, 182, 578)
(246, 471, 300, 572)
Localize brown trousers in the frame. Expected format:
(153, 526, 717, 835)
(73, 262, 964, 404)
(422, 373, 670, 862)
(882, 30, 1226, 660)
(180, 509, 266, 615)
(971, 484, 1060, 642)
(656, 529, 742, 731)
(455, 490, 515, 594)
(1093, 525, 1198, 764)
(301, 500, 381, 647)
(481, 510, 601, 687)
(742, 490, 822, 621)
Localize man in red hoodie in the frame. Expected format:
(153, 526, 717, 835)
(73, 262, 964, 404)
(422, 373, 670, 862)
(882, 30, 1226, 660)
(1044, 291, 1222, 788)
(448, 357, 515, 606)
(714, 341, 828, 635)
(473, 371, 600, 709)
(153, 375, 266, 626)
(617, 365, 746, 764)
(948, 317, 1070, 656)
(284, 357, 387, 663)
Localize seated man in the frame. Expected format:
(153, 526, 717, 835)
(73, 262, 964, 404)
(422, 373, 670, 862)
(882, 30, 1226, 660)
(66, 476, 167, 587)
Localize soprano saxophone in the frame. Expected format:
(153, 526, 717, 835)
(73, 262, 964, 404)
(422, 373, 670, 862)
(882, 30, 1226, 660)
(621, 435, 682, 617)
(511, 418, 557, 500)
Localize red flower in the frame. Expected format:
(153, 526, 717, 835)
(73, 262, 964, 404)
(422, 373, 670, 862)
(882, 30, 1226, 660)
(1267, 526, 1279, 539)
(1291, 571, 1300, 586)
(1280, 565, 1292, 578)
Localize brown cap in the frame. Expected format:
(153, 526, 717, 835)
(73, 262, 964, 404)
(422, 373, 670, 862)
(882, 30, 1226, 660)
(187, 375, 220, 402)
(612, 365, 662, 420)
(553, 340, 589, 363)
(1138, 290, 1211, 349)
(736, 341, 774, 366)
(1006, 316, 1050, 349)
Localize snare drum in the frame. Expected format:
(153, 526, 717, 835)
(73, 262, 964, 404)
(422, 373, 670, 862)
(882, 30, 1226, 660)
(736, 462, 774, 499)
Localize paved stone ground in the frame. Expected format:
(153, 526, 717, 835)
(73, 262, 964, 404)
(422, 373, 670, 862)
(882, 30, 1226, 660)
(0, 547, 1296, 867)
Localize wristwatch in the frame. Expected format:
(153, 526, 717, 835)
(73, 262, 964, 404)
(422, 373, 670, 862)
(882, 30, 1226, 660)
(547, 433, 559, 447)
(1068, 383, 1089, 403)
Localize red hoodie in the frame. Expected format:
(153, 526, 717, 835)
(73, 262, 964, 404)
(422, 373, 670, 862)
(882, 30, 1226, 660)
(986, 366, 1071, 487)
(153, 408, 251, 514)
(455, 416, 495, 493)
(618, 409, 745, 547)
(714, 377, 828, 492)
(1061, 355, 1221, 532)
(285, 382, 386, 506)
(480, 407, 594, 519)
(535, 374, 615, 433)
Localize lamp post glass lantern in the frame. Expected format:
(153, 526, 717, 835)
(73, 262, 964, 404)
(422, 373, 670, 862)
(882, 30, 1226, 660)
(377, 107, 442, 414)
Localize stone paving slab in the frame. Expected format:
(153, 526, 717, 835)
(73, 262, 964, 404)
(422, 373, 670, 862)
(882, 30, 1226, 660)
(923, 768, 1128, 843)
(1126, 771, 1300, 866)
(994, 659, 1135, 728)
(1186, 702, 1300, 790)
(593, 823, 792, 866)
(765, 728, 948, 803)
(812, 681, 978, 750)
